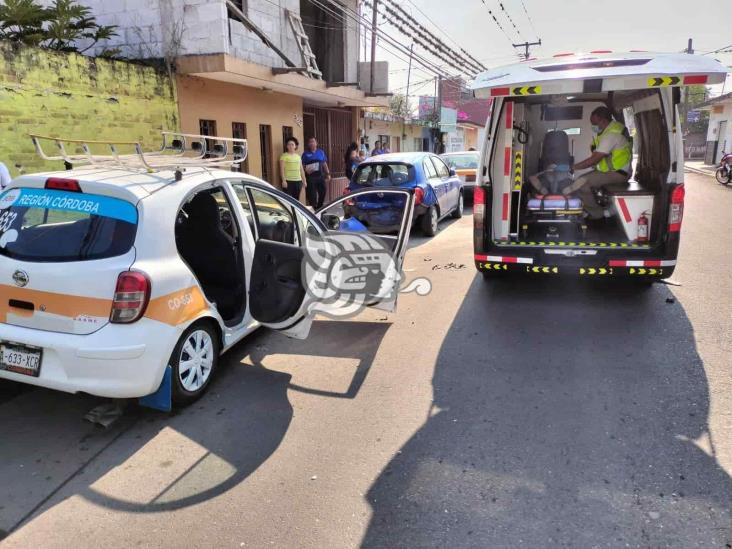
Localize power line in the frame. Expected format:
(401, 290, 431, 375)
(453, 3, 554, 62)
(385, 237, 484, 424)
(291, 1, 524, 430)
(702, 43, 732, 55)
(376, 1, 483, 75)
(402, 0, 486, 71)
(312, 0, 460, 79)
(498, 1, 522, 40)
(389, 1, 484, 73)
(478, 0, 516, 46)
(517, 0, 539, 40)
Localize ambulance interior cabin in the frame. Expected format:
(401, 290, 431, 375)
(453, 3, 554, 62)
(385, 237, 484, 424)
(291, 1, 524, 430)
(491, 88, 670, 246)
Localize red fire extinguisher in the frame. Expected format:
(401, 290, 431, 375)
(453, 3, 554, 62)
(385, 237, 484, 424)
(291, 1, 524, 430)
(637, 211, 649, 243)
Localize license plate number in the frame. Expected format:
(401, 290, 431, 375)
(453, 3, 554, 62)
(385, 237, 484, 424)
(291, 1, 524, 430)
(0, 343, 42, 377)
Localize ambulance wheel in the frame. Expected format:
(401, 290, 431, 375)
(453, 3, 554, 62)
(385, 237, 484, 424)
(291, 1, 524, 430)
(171, 321, 220, 406)
(421, 206, 439, 236)
(451, 192, 464, 219)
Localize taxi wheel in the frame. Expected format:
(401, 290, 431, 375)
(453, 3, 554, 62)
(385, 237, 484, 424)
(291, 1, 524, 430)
(421, 206, 438, 237)
(451, 192, 464, 219)
(171, 322, 220, 406)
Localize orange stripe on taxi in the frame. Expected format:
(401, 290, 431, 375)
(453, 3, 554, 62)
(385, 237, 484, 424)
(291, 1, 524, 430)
(0, 284, 112, 323)
(144, 286, 208, 326)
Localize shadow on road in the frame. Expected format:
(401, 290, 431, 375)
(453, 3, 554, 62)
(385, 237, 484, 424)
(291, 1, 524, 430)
(0, 319, 390, 534)
(362, 276, 732, 547)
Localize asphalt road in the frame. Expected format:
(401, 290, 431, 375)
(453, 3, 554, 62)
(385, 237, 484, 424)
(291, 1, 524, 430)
(1, 171, 730, 548)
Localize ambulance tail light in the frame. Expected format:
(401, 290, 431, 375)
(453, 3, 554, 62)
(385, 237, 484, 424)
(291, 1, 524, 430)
(110, 271, 151, 323)
(46, 178, 81, 192)
(669, 184, 685, 232)
(473, 185, 485, 252)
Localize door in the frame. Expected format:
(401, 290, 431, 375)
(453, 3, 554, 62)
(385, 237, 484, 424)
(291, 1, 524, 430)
(431, 155, 460, 210)
(233, 182, 415, 339)
(717, 121, 728, 163)
(423, 156, 447, 214)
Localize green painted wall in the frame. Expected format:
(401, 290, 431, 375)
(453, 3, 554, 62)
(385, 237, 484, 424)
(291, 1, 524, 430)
(0, 42, 178, 176)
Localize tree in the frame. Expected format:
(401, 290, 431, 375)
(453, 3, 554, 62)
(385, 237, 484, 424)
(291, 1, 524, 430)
(389, 93, 411, 119)
(681, 84, 710, 134)
(0, 0, 118, 55)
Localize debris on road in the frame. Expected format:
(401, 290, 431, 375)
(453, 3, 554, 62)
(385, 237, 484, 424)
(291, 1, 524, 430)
(83, 402, 125, 428)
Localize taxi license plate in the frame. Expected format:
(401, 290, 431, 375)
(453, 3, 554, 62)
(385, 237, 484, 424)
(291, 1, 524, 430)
(0, 342, 42, 377)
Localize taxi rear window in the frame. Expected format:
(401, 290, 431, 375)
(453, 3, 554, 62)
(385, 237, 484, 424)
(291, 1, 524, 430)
(0, 187, 137, 262)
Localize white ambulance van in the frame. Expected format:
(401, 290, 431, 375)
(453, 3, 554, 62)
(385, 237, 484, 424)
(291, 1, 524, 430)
(470, 52, 727, 280)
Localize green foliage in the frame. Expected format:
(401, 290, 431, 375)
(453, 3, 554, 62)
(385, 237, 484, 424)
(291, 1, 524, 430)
(682, 84, 710, 134)
(389, 93, 411, 118)
(0, 0, 118, 55)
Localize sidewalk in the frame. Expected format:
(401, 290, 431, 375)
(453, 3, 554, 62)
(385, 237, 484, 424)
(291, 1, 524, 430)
(684, 160, 717, 177)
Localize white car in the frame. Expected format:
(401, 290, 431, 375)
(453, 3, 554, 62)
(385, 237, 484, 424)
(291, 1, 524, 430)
(0, 161, 415, 408)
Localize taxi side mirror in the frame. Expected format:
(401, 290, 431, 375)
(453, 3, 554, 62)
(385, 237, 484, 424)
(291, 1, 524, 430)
(449, 168, 457, 177)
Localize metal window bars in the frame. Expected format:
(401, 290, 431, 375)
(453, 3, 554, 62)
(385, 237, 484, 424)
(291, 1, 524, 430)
(30, 131, 249, 175)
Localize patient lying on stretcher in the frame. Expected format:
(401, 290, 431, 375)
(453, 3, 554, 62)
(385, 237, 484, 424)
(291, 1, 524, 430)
(528, 163, 573, 196)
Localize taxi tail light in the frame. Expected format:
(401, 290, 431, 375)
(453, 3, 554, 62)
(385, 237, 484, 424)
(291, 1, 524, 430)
(110, 271, 151, 323)
(414, 186, 424, 206)
(669, 184, 685, 232)
(46, 178, 81, 192)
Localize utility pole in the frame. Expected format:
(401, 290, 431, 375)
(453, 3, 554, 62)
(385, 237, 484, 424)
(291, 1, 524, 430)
(682, 38, 694, 132)
(403, 43, 413, 140)
(369, 0, 378, 93)
(512, 38, 541, 60)
(436, 74, 443, 153)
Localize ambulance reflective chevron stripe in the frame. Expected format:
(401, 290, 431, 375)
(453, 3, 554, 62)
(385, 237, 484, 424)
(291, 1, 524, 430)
(475, 254, 533, 264)
(513, 152, 523, 190)
(512, 85, 541, 96)
(648, 76, 680, 87)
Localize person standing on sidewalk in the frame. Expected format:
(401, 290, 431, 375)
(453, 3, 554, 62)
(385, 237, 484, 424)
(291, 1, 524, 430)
(279, 136, 307, 202)
(302, 137, 331, 209)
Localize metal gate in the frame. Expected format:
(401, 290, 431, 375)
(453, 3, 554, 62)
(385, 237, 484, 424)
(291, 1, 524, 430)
(303, 106, 353, 178)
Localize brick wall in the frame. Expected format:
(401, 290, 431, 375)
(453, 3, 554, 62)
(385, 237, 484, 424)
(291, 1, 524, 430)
(0, 42, 179, 176)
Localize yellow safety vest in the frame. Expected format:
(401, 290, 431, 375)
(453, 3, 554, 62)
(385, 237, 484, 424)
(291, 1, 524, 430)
(593, 120, 632, 173)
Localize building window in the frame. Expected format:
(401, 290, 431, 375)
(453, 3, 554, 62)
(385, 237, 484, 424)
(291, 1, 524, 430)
(299, 0, 345, 82)
(228, 0, 247, 16)
(232, 122, 249, 173)
(282, 126, 293, 151)
(378, 135, 391, 151)
(199, 119, 217, 157)
(259, 124, 273, 184)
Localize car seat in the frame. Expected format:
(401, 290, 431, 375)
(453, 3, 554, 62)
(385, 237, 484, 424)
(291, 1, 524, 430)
(177, 193, 242, 320)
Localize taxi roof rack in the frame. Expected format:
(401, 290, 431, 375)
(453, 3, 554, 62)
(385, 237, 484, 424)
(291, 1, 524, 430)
(30, 132, 248, 179)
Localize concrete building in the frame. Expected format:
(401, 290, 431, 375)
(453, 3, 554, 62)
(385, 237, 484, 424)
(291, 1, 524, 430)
(72, 0, 388, 194)
(361, 111, 434, 155)
(700, 92, 732, 164)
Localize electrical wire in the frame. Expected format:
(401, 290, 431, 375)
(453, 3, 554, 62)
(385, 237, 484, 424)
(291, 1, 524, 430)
(498, 2, 522, 40)
(402, 0, 486, 71)
(312, 0, 463, 79)
(518, 0, 540, 40)
(479, 0, 516, 45)
(386, 1, 486, 73)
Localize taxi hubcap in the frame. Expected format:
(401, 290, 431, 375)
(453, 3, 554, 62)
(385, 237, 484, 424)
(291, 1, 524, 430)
(178, 330, 214, 392)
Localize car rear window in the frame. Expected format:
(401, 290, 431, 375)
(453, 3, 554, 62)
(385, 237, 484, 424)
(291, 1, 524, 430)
(0, 187, 137, 262)
(354, 163, 415, 186)
(442, 154, 479, 169)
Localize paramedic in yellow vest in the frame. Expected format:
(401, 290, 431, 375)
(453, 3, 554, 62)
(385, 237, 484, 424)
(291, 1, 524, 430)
(563, 106, 632, 220)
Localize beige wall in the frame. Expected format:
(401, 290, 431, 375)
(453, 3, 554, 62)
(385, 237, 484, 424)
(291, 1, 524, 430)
(362, 117, 427, 153)
(176, 75, 304, 186)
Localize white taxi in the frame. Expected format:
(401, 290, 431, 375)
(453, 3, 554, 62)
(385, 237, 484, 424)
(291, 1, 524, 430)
(0, 135, 415, 408)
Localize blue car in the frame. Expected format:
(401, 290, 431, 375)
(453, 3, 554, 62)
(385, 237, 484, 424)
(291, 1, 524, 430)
(345, 152, 464, 236)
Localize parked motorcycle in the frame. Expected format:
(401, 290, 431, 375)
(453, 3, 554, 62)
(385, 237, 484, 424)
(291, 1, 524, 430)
(716, 151, 732, 186)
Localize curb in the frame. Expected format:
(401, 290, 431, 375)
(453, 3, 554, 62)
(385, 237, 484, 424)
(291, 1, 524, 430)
(684, 166, 715, 177)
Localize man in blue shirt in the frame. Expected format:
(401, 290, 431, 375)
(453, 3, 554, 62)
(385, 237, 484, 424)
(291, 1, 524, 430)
(302, 137, 331, 209)
(371, 141, 384, 156)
